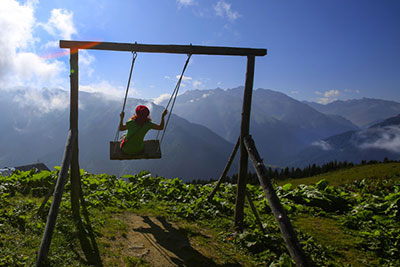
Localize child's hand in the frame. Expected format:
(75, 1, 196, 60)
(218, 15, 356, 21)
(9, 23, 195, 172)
(162, 109, 168, 117)
(120, 112, 125, 119)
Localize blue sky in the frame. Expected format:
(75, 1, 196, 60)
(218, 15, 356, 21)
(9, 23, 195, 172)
(1, 0, 399, 104)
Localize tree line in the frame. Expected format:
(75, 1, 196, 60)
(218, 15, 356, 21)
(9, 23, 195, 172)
(189, 158, 397, 185)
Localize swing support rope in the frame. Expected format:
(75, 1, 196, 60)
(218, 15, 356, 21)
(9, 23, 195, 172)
(114, 50, 137, 142)
(113, 49, 191, 148)
(157, 53, 192, 146)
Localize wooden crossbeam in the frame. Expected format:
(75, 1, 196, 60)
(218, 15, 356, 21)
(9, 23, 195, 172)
(59, 40, 267, 56)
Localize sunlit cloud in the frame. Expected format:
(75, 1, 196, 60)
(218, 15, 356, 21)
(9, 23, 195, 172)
(317, 98, 332, 104)
(0, 0, 67, 88)
(80, 81, 133, 99)
(13, 52, 66, 87)
(214, 0, 241, 21)
(153, 93, 171, 105)
(38, 8, 77, 39)
(316, 89, 340, 104)
(193, 80, 202, 88)
(324, 89, 339, 97)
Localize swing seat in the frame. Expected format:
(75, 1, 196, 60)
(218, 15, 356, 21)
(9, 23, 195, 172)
(109, 140, 161, 160)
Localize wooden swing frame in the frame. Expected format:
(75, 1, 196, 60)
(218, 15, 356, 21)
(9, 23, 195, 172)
(36, 40, 311, 266)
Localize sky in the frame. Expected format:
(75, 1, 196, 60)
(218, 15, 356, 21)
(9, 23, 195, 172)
(1, 0, 399, 105)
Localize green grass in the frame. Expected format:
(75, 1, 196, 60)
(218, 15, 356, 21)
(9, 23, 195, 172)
(294, 215, 377, 267)
(1, 164, 400, 266)
(278, 162, 400, 187)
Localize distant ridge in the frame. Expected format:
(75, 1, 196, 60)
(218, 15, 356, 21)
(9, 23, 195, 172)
(304, 98, 400, 128)
(289, 113, 400, 167)
(0, 88, 234, 182)
(161, 87, 359, 165)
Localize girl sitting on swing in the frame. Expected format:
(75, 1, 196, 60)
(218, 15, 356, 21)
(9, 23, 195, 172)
(119, 105, 167, 155)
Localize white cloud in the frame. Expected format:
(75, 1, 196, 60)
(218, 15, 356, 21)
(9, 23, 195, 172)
(153, 93, 171, 105)
(0, 0, 35, 85)
(13, 52, 65, 87)
(316, 89, 340, 104)
(174, 75, 203, 89)
(38, 8, 77, 39)
(290, 90, 299, 95)
(177, 0, 195, 7)
(214, 0, 241, 21)
(80, 50, 95, 77)
(344, 89, 360, 94)
(175, 75, 192, 88)
(41, 40, 59, 49)
(13, 89, 69, 114)
(312, 140, 333, 151)
(0, 0, 71, 89)
(80, 81, 131, 99)
(193, 80, 202, 88)
(324, 89, 339, 97)
(358, 126, 400, 153)
(317, 97, 334, 104)
(176, 75, 192, 81)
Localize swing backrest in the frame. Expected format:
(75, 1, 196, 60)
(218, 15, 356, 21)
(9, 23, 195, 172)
(109, 140, 161, 160)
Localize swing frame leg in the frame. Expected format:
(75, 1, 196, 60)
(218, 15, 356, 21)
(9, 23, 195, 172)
(245, 189, 265, 234)
(208, 137, 240, 201)
(36, 177, 57, 217)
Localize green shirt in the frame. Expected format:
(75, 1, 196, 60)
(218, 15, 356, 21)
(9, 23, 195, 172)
(121, 120, 154, 155)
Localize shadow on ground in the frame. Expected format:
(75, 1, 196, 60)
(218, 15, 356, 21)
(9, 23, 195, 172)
(135, 216, 241, 267)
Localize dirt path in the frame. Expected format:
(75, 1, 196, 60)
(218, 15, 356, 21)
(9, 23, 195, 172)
(116, 213, 224, 267)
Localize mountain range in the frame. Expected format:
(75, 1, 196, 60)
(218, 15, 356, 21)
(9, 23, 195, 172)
(288, 114, 400, 166)
(160, 87, 359, 164)
(304, 98, 400, 128)
(0, 88, 234, 182)
(1, 86, 399, 181)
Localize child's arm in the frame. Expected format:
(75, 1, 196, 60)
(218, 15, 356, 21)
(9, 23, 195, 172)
(119, 112, 127, 131)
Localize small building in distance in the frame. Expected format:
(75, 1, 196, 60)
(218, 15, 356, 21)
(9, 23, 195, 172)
(0, 163, 50, 176)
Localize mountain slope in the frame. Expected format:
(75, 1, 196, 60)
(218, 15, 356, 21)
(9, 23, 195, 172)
(0, 88, 235, 181)
(304, 98, 400, 128)
(161, 87, 359, 165)
(289, 114, 400, 166)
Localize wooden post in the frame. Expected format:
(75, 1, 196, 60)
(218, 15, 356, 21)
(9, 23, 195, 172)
(36, 178, 57, 217)
(36, 130, 77, 266)
(69, 49, 99, 264)
(70, 49, 81, 226)
(234, 55, 255, 231)
(244, 135, 311, 267)
(245, 190, 265, 234)
(208, 137, 240, 201)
